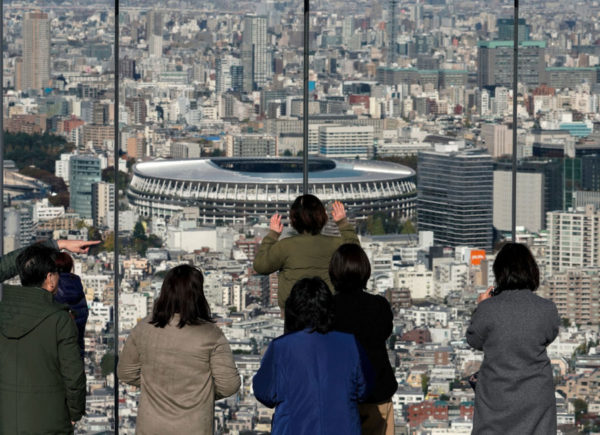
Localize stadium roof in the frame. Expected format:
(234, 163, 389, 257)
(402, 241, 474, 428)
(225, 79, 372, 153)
(133, 157, 415, 185)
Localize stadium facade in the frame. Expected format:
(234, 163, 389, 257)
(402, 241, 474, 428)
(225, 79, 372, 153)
(127, 157, 417, 224)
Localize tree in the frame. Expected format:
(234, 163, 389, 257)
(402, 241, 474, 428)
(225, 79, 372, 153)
(5, 132, 74, 172)
(100, 352, 115, 377)
(421, 374, 430, 395)
(561, 317, 571, 328)
(102, 167, 129, 192)
(573, 398, 588, 423)
(401, 219, 417, 234)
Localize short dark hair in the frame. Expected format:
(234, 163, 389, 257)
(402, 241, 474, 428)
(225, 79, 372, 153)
(289, 194, 328, 235)
(493, 243, 539, 294)
(150, 265, 214, 328)
(17, 244, 59, 287)
(329, 244, 371, 293)
(55, 252, 74, 273)
(285, 277, 334, 334)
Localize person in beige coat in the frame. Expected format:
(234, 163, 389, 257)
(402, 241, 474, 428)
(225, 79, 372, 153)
(118, 265, 241, 435)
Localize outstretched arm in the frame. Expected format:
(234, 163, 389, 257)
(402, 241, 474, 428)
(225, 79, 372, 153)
(0, 240, 100, 283)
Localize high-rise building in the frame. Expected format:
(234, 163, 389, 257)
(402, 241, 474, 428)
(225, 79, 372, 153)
(241, 15, 268, 92)
(70, 155, 102, 219)
(146, 10, 163, 40)
(387, 0, 398, 64)
(493, 160, 563, 232)
(92, 182, 115, 228)
(3, 206, 34, 251)
(21, 11, 50, 91)
(478, 40, 545, 89)
(418, 145, 494, 250)
(342, 17, 355, 48)
(496, 18, 531, 42)
(540, 269, 600, 325)
(216, 56, 240, 95)
(547, 205, 600, 273)
(493, 169, 544, 233)
(582, 154, 600, 191)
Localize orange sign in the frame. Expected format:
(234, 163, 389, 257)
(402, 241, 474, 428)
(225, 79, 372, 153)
(470, 250, 486, 266)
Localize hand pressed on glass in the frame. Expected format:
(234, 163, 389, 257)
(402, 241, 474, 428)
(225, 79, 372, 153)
(269, 213, 283, 234)
(331, 200, 346, 222)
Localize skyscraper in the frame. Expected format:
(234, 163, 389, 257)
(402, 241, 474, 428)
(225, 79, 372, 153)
(547, 205, 600, 273)
(146, 10, 163, 40)
(70, 155, 102, 219)
(241, 15, 268, 92)
(21, 11, 50, 91)
(418, 145, 494, 250)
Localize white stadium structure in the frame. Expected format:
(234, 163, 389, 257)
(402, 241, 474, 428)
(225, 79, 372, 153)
(127, 157, 417, 224)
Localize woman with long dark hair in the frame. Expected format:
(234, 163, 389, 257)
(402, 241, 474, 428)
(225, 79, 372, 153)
(330, 244, 397, 435)
(253, 277, 373, 434)
(466, 243, 560, 434)
(118, 265, 240, 434)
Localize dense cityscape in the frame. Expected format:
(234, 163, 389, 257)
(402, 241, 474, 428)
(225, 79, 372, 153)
(2, 0, 600, 433)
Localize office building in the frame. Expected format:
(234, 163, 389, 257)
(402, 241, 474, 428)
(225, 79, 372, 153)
(547, 205, 600, 273)
(541, 269, 600, 325)
(241, 15, 268, 92)
(70, 155, 102, 219)
(493, 169, 544, 233)
(318, 125, 374, 159)
(21, 11, 50, 91)
(478, 41, 545, 89)
(496, 18, 530, 42)
(582, 155, 600, 191)
(4, 206, 34, 251)
(418, 145, 494, 250)
(481, 123, 512, 157)
(493, 160, 563, 232)
(92, 182, 115, 228)
(146, 10, 163, 40)
(226, 134, 277, 157)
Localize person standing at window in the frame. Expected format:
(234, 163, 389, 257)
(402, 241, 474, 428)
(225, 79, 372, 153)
(253, 194, 359, 311)
(0, 244, 86, 434)
(466, 243, 560, 434)
(118, 265, 240, 435)
(54, 252, 89, 359)
(330, 244, 397, 435)
(253, 277, 373, 435)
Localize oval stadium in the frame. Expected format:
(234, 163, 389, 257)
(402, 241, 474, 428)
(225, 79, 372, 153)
(127, 157, 417, 224)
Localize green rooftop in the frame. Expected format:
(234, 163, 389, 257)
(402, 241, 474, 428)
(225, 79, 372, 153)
(478, 40, 546, 48)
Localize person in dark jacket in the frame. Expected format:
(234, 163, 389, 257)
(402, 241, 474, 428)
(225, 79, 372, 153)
(466, 243, 560, 435)
(0, 244, 86, 434)
(55, 252, 89, 358)
(330, 244, 398, 435)
(253, 277, 373, 435)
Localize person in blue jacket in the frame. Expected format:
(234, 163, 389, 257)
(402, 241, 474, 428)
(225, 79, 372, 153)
(253, 277, 374, 435)
(54, 252, 89, 359)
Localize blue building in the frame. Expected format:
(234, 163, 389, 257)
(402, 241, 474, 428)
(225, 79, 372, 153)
(69, 155, 101, 219)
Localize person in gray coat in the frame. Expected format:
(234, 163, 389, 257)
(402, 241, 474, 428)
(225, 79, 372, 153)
(466, 243, 560, 435)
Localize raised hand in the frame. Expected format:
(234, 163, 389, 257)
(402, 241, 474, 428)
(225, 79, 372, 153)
(477, 286, 494, 304)
(57, 240, 101, 254)
(270, 214, 283, 234)
(331, 201, 347, 222)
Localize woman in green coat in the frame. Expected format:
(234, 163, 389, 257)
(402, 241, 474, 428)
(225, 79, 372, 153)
(253, 194, 359, 310)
